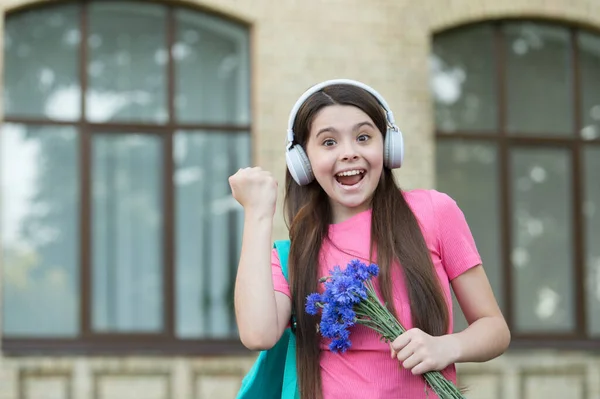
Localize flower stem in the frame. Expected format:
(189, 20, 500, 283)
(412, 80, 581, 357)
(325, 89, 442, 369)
(353, 283, 466, 399)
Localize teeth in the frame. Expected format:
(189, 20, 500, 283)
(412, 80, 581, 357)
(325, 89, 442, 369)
(336, 170, 364, 177)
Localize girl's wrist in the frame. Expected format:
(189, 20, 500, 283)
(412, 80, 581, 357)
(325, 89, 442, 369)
(442, 333, 463, 365)
(244, 209, 274, 223)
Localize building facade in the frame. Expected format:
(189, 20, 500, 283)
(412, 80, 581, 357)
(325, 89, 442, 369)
(0, 0, 599, 398)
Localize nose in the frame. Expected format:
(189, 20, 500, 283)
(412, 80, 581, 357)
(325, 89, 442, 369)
(339, 141, 359, 162)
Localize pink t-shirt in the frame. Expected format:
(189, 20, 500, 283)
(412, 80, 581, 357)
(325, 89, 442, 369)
(271, 189, 482, 399)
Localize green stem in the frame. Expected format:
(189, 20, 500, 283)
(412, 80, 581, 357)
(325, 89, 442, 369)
(350, 285, 466, 399)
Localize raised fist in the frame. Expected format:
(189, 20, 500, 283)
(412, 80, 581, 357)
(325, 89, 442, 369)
(228, 167, 278, 219)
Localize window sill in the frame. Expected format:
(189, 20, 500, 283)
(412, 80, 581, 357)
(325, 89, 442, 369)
(508, 337, 600, 353)
(3, 337, 599, 357)
(1, 337, 251, 357)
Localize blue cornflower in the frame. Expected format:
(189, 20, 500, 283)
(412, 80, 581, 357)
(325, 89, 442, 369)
(319, 304, 338, 333)
(366, 263, 379, 277)
(319, 310, 346, 339)
(338, 305, 356, 325)
(325, 274, 367, 305)
(329, 336, 352, 353)
(348, 259, 371, 281)
(307, 260, 379, 353)
(305, 293, 322, 315)
(326, 324, 351, 353)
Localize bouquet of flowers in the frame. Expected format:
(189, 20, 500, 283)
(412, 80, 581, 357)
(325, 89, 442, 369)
(305, 259, 466, 399)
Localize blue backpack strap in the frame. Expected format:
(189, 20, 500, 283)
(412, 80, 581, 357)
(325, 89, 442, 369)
(273, 240, 300, 399)
(282, 332, 299, 399)
(274, 240, 296, 333)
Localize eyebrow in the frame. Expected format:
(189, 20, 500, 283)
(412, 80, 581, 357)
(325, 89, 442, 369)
(315, 121, 376, 138)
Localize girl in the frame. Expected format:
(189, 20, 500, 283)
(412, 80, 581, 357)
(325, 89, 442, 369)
(229, 79, 510, 399)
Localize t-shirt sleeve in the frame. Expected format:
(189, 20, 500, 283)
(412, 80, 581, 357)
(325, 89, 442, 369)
(432, 191, 482, 280)
(271, 247, 291, 298)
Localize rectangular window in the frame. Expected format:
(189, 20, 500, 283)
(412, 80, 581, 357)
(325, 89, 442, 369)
(2, 2, 251, 354)
(432, 21, 600, 347)
(91, 133, 164, 333)
(174, 131, 249, 338)
(1, 124, 80, 337)
(583, 146, 600, 336)
(435, 140, 502, 332)
(510, 147, 575, 333)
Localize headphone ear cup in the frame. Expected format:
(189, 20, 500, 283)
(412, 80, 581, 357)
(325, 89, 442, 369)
(384, 127, 404, 169)
(286, 144, 314, 186)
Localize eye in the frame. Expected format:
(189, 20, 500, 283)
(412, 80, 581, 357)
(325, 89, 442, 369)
(322, 138, 336, 147)
(357, 134, 371, 142)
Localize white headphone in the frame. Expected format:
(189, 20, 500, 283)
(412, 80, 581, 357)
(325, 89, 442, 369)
(285, 79, 404, 186)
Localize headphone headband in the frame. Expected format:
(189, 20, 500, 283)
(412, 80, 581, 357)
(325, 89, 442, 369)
(286, 79, 397, 148)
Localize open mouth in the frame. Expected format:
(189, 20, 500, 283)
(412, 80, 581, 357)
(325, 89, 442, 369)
(335, 169, 366, 186)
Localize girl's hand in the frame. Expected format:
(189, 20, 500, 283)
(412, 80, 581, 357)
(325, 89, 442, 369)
(228, 167, 278, 219)
(389, 328, 460, 375)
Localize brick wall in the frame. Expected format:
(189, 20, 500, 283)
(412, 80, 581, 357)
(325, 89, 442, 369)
(0, 0, 599, 398)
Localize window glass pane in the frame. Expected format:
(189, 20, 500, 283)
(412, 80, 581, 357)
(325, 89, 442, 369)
(436, 141, 502, 332)
(174, 11, 250, 125)
(511, 148, 574, 332)
(92, 133, 163, 332)
(584, 146, 600, 336)
(579, 31, 600, 141)
(4, 4, 81, 120)
(1, 124, 79, 336)
(504, 23, 573, 136)
(430, 24, 497, 133)
(174, 131, 249, 338)
(87, 2, 167, 123)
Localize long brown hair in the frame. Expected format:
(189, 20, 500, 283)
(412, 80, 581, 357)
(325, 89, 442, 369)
(284, 84, 449, 399)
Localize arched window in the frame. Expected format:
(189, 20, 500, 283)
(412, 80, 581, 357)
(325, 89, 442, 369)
(431, 21, 600, 346)
(1, 1, 250, 353)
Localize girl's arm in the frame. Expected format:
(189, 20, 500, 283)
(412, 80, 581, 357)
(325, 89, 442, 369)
(391, 265, 510, 374)
(229, 167, 292, 351)
(446, 264, 511, 363)
(234, 213, 292, 350)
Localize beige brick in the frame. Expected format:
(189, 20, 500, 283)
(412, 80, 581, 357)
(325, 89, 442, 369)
(21, 375, 69, 399)
(0, 367, 17, 399)
(523, 373, 586, 399)
(96, 374, 169, 399)
(195, 374, 240, 399)
(458, 373, 502, 399)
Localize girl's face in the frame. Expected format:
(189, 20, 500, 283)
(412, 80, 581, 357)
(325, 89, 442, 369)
(305, 104, 384, 223)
